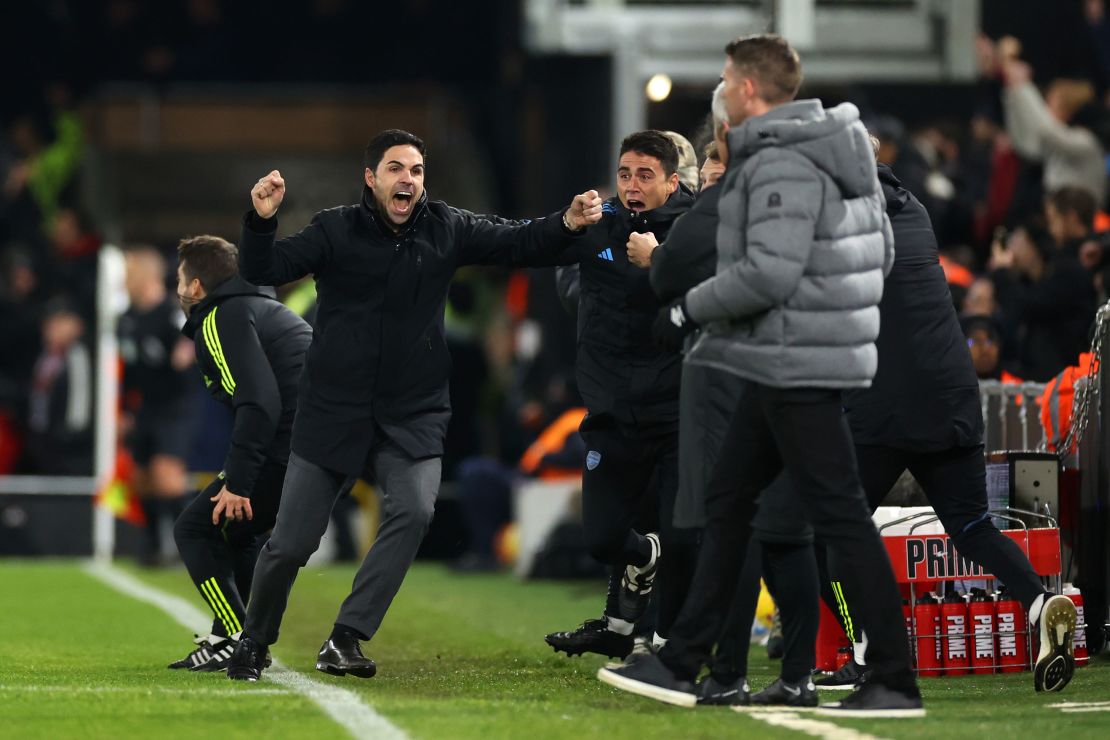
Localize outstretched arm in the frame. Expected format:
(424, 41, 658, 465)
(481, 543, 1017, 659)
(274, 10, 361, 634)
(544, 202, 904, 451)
(455, 191, 602, 268)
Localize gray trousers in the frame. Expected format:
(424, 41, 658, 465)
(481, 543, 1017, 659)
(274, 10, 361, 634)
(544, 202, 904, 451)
(244, 444, 441, 646)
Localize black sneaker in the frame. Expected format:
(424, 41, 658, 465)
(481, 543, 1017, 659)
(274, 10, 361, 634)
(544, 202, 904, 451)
(619, 533, 660, 622)
(766, 609, 784, 660)
(1033, 594, 1078, 692)
(596, 652, 696, 707)
(696, 675, 750, 706)
(168, 634, 217, 670)
(227, 637, 267, 682)
(814, 657, 870, 691)
(190, 636, 238, 673)
(815, 680, 925, 718)
(316, 635, 377, 678)
(545, 618, 633, 660)
(737, 678, 818, 711)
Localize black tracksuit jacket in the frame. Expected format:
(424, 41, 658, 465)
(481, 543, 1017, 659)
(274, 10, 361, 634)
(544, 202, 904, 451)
(239, 189, 581, 476)
(555, 187, 695, 434)
(181, 275, 312, 496)
(844, 164, 984, 451)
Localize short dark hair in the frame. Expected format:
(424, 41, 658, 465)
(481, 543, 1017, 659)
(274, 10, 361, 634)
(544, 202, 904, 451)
(703, 140, 721, 162)
(364, 129, 426, 171)
(724, 34, 803, 104)
(619, 130, 679, 176)
(1047, 186, 1097, 231)
(177, 235, 239, 290)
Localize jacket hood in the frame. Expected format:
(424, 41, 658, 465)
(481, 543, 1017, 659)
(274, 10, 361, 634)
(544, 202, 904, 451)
(728, 100, 878, 199)
(181, 274, 274, 339)
(877, 163, 909, 216)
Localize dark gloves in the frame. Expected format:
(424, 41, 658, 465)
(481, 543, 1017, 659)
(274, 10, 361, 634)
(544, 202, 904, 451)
(652, 298, 698, 352)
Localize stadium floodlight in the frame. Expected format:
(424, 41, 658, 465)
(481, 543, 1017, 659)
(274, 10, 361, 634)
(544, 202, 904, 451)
(645, 73, 672, 103)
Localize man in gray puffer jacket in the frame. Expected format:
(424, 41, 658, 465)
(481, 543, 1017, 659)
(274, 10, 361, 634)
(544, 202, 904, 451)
(598, 34, 923, 718)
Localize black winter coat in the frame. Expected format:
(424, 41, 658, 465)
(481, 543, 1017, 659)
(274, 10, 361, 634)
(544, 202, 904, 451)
(556, 188, 695, 434)
(844, 165, 983, 451)
(182, 275, 312, 496)
(240, 190, 580, 475)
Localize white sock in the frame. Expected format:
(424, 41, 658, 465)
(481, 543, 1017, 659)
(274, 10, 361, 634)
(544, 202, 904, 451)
(607, 616, 634, 635)
(1028, 593, 1046, 625)
(853, 631, 868, 666)
(652, 632, 668, 649)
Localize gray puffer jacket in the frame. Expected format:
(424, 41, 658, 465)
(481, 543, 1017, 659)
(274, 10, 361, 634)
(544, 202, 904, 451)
(685, 99, 893, 389)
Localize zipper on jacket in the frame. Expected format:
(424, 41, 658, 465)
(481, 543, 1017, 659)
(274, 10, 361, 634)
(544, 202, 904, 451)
(413, 252, 423, 303)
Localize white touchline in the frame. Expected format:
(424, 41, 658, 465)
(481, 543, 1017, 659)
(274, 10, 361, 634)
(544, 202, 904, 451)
(0, 684, 291, 696)
(1049, 701, 1110, 708)
(746, 711, 888, 740)
(83, 561, 408, 740)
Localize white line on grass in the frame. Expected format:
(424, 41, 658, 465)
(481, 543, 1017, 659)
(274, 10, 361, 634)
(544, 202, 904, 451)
(1059, 707, 1110, 713)
(83, 561, 408, 740)
(745, 711, 888, 740)
(1048, 701, 1110, 708)
(0, 684, 290, 696)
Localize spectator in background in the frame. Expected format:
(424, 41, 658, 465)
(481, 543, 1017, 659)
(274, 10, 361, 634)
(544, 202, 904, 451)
(663, 131, 700, 192)
(962, 314, 1022, 383)
(25, 299, 92, 474)
(1001, 53, 1107, 208)
(989, 223, 1096, 381)
(1045, 186, 1102, 268)
(119, 246, 197, 565)
(0, 249, 44, 410)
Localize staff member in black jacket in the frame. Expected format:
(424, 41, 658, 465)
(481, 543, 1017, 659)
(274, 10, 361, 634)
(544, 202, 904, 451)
(817, 160, 1078, 694)
(545, 131, 697, 659)
(228, 129, 600, 681)
(170, 235, 311, 672)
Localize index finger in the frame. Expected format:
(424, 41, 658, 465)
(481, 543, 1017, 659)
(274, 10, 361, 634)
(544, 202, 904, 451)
(244, 499, 254, 521)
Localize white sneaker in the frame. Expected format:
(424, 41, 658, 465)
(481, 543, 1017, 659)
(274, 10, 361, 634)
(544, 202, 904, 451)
(1033, 594, 1077, 692)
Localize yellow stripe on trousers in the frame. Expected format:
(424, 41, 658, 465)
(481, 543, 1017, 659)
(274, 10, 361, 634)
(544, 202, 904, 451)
(201, 578, 241, 635)
(832, 581, 856, 643)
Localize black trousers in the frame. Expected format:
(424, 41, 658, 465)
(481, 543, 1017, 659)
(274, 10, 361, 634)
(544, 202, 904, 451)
(711, 538, 820, 686)
(173, 461, 285, 637)
(819, 443, 1047, 640)
(658, 384, 913, 686)
(579, 418, 698, 636)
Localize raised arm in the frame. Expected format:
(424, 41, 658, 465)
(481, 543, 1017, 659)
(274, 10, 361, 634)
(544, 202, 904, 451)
(240, 170, 331, 286)
(455, 190, 601, 268)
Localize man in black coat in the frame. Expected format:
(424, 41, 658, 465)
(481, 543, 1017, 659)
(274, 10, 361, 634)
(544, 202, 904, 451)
(817, 162, 1078, 695)
(170, 235, 311, 672)
(544, 131, 697, 659)
(228, 129, 601, 681)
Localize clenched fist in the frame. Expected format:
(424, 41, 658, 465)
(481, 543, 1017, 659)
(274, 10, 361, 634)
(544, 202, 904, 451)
(627, 231, 658, 268)
(252, 170, 285, 219)
(564, 189, 603, 231)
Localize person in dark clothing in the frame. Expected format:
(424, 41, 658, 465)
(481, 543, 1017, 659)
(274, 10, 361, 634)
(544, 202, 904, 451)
(601, 35, 922, 718)
(543, 130, 698, 659)
(989, 222, 1096, 381)
(118, 246, 197, 564)
(24, 300, 93, 475)
(1045, 185, 1101, 267)
(816, 162, 1078, 695)
(167, 235, 311, 672)
(228, 128, 601, 681)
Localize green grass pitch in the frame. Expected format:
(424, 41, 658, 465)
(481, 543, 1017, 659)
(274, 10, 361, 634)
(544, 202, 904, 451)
(1, 560, 1107, 739)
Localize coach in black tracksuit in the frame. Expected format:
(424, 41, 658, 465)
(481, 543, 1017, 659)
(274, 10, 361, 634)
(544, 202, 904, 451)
(228, 129, 600, 681)
(817, 163, 1071, 691)
(545, 131, 697, 658)
(170, 235, 311, 671)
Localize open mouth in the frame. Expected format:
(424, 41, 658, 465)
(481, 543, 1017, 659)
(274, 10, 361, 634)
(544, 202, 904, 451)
(627, 199, 645, 211)
(392, 191, 414, 214)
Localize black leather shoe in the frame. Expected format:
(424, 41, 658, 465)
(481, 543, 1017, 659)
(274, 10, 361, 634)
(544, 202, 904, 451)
(545, 617, 634, 659)
(316, 635, 377, 678)
(227, 637, 267, 682)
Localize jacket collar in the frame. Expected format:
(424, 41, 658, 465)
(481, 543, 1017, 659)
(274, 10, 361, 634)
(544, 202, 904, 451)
(360, 186, 429, 237)
(607, 183, 696, 228)
(181, 274, 271, 339)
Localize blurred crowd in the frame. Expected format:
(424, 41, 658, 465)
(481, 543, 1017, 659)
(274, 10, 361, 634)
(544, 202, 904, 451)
(3, 1, 1110, 563)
